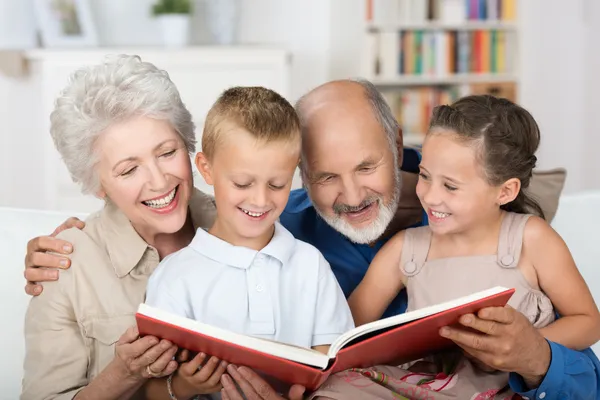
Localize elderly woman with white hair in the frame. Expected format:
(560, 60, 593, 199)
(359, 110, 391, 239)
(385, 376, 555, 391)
(21, 55, 218, 399)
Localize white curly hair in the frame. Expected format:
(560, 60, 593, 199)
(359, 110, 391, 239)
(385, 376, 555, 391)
(50, 54, 196, 194)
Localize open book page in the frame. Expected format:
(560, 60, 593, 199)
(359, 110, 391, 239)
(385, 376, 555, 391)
(327, 286, 510, 357)
(137, 304, 331, 369)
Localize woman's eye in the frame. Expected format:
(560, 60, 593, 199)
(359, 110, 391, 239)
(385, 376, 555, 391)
(161, 150, 176, 157)
(121, 167, 137, 176)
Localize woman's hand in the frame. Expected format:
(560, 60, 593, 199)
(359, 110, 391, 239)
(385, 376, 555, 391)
(112, 326, 178, 382)
(170, 352, 229, 398)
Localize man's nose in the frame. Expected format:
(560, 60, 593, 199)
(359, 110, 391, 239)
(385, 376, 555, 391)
(340, 175, 364, 206)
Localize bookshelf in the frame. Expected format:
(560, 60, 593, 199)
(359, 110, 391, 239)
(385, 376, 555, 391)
(363, 0, 519, 146)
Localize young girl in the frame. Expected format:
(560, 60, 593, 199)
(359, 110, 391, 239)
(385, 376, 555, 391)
(309, 95, 600, 400)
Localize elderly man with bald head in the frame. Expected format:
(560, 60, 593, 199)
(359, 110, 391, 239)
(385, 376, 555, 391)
(23, 79, 600, 400)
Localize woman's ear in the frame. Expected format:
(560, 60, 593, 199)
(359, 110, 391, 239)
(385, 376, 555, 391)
(498, 178, 521, 206)
(195, 152, 214, 185)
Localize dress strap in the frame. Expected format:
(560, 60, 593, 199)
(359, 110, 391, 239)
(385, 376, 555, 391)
(496, 212, 532, 269)
(399, 226, 432, 277)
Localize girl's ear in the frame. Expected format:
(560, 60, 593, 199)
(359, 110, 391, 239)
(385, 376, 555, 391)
(498, 178, 521, 206)
(195, 152, 214, 185)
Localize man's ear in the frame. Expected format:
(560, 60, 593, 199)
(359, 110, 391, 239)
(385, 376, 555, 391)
(396, 127, 404, 168)
(498, 178, 521, 206)
(195, 152, 214, 185)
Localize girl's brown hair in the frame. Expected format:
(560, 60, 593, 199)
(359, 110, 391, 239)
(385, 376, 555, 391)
(428, 94, 544, 218)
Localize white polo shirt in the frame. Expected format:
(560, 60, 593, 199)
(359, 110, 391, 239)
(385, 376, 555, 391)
(145, 222, 354, 348)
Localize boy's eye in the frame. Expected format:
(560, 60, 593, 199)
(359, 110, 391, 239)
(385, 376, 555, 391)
(234, 182, 251, 189)
(418, 172, 428, 180)
(269, 183, 286, 190)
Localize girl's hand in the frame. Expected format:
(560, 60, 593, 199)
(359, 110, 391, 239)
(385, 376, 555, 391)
(113, 326, 178, 382)
(171, 352, 229, 397)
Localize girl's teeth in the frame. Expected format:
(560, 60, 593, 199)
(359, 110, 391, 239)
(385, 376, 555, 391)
(143, 188, 176, 209)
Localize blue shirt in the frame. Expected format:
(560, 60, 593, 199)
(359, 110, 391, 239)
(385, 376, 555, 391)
(279, 147, 599, 398)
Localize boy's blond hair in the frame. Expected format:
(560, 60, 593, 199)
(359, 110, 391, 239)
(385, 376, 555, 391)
(201, 86, 300, 160)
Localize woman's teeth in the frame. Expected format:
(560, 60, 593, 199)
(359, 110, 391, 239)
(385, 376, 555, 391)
(143, 187, 177, 209)
(431, 211, 450, 218)
(242, 208, 266, 217)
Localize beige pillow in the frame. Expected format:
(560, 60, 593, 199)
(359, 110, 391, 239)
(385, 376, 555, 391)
(525, 168, 567, 223)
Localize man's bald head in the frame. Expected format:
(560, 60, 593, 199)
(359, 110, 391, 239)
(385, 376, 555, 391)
(294, 79, 403, 244)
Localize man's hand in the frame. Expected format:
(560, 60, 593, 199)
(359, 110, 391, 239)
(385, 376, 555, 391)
(220, 365, 305, 400)
(24, 217, 85, 296)
(440, 305, 551, 387)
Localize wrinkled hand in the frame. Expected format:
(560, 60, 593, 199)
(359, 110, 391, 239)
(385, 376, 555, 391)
(440, 305, 551, 387)
(221, 365, 305, 400)
(113, 326, 178, 382)
(171, 352, 228, 398)
(24, 217, 85, 296)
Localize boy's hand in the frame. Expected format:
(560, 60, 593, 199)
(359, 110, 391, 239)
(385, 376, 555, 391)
(24, 217, 85, 296)
(171, 352, 228, 397)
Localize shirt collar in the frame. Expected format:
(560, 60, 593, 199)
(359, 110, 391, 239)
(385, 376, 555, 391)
(101, 188, 217, 278)
(189, 221, 296, 270)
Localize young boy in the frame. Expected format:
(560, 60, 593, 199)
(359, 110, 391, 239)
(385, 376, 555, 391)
(144, 87, 354, 399)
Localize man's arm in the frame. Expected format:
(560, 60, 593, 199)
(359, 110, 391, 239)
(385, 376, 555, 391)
(440, 306, 599, 400)
(23, 217, 85, 295)
(509, 343, 599, 400)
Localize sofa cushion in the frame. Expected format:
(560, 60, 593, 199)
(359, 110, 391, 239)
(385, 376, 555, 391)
(526, 168, 567, 223)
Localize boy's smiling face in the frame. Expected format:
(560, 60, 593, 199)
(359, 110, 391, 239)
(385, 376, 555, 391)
(196, 125, 300, 250)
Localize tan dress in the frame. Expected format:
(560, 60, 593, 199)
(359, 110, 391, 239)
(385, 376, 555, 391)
(310, 212, 555, 400)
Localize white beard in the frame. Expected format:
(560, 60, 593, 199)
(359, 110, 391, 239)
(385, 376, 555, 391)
(311, 170, 402, 244)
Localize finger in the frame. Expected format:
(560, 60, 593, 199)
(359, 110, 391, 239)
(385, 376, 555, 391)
(51, 217, 85, 236)
(195, 356, 221, 383)
(439, 326, 494, 353)
(117, 326, 142, 345)
(221, 375, 245, 400)
(227, 365, 260, 399)
(477, 306, 516, 324)
(205, 360, 228, 388)
(459, 313, 500, 336)
(238, 366, 279, 400)
(177, 349, 189, 363)
(288, 384, 306, 400)
(181, 352, 207, 376)
(133, 340, 175, 369)
(26, 251, 70, 270)
(148, 345, 178, 377)
(24, 267, 59, 283)
(25, 282, 43, 296)
(27, 236, 73, 255)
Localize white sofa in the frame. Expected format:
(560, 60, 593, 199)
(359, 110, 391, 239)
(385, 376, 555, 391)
(1, 195, 599, 398)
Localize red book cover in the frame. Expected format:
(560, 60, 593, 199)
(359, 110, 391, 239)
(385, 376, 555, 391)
(136, 286, 515, 391)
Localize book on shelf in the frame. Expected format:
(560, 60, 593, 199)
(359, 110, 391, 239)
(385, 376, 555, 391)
(366, 0, 517, 25)
(136, 286, 515, 391)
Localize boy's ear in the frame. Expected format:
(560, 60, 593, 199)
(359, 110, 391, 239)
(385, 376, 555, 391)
(195, 152, 214, 185)
(498, 178, 521, 206)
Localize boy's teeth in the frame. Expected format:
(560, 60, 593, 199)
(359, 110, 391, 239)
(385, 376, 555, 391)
(242, 209, 266, 217)
(143, 188, 177, 209)
(432, 211, 450, 218)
